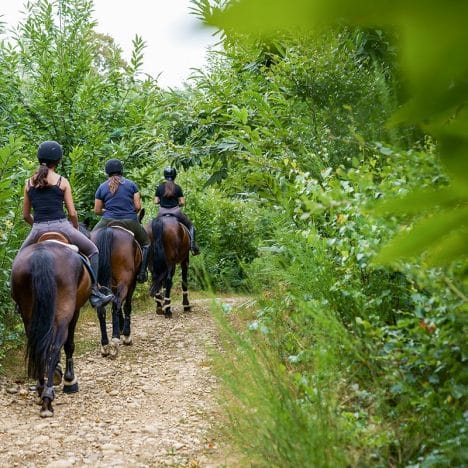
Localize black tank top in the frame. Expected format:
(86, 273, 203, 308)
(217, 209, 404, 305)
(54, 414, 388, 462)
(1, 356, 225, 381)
(28, 177, 66, 222)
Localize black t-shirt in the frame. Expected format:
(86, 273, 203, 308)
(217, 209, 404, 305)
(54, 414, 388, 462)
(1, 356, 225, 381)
(155, 182, 184, 208)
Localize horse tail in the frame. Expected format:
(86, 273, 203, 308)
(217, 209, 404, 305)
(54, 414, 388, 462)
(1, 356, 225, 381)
(94, 227, 113, 288)
(151, 217, 166, 274)
(27, 247, 57, 381)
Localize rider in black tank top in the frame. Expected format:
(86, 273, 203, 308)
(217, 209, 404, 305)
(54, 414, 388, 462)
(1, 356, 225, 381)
(27, 176, 66, 222)
(20, 141, 113, 308)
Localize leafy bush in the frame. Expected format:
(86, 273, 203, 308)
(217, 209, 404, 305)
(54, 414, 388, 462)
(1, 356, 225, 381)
(186, 181, 271, 291)
(223, 146, 467, 465)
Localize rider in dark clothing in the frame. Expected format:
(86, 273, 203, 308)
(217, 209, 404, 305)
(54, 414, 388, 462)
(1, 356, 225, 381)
(20, 141, 113, 308)
(154, 167, 200, 255)
(93, 159, 151, 283)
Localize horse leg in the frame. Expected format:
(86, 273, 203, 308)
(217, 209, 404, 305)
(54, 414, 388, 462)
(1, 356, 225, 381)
(109, 297, 122, 359)
(63, 312, 79, 394)
(181, 259, 190, 312)
(97, 305, 111, 357)
(119, 309, 124, 334)
(40, 328, 65, 418)
(122, 286, 135, 346)
(163, 268, 175, 318)
(155, 291, 164, 315)
(36, 377, 45, 402)
(53, 352, 63, 386)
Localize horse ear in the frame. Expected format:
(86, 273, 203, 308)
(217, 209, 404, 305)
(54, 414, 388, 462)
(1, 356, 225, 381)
(139, 208, 145, 223)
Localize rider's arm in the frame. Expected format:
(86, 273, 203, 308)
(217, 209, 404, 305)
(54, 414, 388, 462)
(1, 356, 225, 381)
(22, 183, 34, 225)
(62, 179, 79, 229)
(94, 198, 104, 216)
(134, 192, 142, 212)
(178, 196, 185, 207)
(154, 196, 160, 205)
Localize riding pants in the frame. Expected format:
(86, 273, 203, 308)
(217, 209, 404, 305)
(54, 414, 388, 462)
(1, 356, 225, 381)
(20, 218, 98, 258)
(92, 218, 150, 247)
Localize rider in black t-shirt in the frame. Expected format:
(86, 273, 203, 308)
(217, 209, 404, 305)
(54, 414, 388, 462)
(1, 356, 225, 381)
(154, 167, 200, 255)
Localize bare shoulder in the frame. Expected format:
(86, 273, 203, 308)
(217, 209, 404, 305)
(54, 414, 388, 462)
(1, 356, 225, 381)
(59, 176, 72, 190)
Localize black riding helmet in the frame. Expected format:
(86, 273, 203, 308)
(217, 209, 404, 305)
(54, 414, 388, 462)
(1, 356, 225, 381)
(37, 141, 63, 163)
(163, 167, 177, 180)
(105, 159, 123, 176)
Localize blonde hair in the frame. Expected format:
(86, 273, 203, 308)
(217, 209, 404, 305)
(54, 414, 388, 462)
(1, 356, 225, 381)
(108, 175, 122, 195)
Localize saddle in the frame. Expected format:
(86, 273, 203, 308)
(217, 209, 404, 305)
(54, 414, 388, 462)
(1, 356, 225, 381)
(37, 232, 79, 253)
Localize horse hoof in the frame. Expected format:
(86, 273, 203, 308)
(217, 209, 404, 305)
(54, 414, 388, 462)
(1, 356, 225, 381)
(63, 379, 79, 394)
(156, 309, 164, 315)
(183, 306, 191, 313)
(101, 345, 110, 357)
(53, 364, 63, 386)
(40, 408, 54, 418)
(109, 339, 119, 359)
(164, 312, 172, 319)
(123, 335, 132, 346)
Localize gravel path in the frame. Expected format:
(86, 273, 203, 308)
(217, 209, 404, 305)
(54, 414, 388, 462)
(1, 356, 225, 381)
(0, 297, 238, 467)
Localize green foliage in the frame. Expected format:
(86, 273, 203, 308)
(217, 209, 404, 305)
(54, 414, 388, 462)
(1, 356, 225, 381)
(183, 173, 269, 291)
(166, 29, 401, 188)
(0, 137, 31, 368)
(212, 296, 350, 467)
(205, 0, 468, 270)
(235, 148, 466, 465)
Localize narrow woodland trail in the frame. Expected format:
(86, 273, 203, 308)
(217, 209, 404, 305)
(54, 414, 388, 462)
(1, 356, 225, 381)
(0, 296, 241, 467)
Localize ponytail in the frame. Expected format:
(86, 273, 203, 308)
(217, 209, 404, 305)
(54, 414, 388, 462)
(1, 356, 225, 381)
(32, 163, 49, 189)
(163, 180, 176, 198)
(108, 175, 123, 195)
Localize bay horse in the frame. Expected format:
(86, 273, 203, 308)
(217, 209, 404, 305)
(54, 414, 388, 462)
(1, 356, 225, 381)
(11, 235, 91, 417)
(90, 224, 142, 358)
(145, 215, 191, 318)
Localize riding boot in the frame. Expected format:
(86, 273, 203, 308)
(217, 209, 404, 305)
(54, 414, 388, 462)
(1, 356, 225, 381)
(137, 246, 150, 283)
(88, 254, 114, 308)
(189, 226, 200, 256)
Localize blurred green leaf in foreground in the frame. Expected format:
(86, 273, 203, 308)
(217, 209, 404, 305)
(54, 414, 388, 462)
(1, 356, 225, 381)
(201, 0, 468, 269)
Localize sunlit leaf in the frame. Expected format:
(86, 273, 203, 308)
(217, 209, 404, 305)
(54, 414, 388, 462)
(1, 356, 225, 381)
(374, 206, 468, 264)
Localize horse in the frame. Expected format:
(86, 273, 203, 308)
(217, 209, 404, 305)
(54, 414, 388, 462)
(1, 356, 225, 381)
(90, 223, 142, 358)
(10, 234, 91, 417)
(145, 215, 191, 318)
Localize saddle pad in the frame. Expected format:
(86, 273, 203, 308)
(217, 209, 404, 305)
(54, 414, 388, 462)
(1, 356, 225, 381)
(42, 239, 79, 252)
(109, 224, 135, 237)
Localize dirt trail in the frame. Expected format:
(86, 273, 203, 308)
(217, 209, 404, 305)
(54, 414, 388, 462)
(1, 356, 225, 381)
(0, 296, 240, 467)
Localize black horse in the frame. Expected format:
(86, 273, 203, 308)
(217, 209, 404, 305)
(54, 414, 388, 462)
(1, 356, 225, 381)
(145, 216, 191, 318)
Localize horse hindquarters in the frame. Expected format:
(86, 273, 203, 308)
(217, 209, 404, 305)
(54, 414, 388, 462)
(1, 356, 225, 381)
(16, 248, 59, 417)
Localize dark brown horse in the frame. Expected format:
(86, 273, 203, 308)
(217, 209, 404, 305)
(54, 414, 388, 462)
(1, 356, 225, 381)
(91, 225, 142, 358)
(11, 236, 91, 417)
(145, 216, 191, 318)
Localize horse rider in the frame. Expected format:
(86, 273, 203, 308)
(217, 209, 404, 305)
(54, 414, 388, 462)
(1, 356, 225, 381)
(155, 167, 200, 255)
(20, 141, 114, 308)
(92, 158, 151, 283)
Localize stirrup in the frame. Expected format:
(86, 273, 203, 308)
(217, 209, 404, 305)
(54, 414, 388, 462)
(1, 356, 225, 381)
(89, 288, 114, 307)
